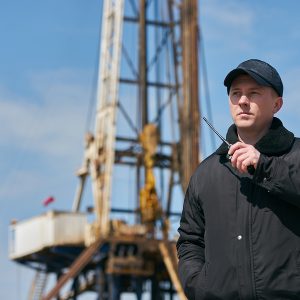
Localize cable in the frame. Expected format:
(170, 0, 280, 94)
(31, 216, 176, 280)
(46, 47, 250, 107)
(198, 28, 217, 150)
(147, 28, 172, 73)
(122, 43, 139, 79)
(129, 0, 139, 17)
(84, 1, 103, 133)
(118, 102, 140, 136)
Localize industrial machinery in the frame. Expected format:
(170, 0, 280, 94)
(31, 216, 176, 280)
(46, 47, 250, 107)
(9, 0, 201, 299)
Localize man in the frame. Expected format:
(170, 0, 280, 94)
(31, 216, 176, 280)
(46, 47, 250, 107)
(177, 59, 300, 300)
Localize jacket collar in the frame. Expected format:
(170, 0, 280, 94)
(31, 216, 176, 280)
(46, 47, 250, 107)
(216, 117, 294, 156)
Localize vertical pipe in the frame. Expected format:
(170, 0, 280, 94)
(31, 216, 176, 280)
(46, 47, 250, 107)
(190, 0, 200, 168)
(139, 0, 148, 126)
(181, 0, 200, 190)
(139, 0, 148, 228)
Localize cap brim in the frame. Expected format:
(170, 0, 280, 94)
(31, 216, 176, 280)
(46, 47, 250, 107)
(224, 67, 272, 92)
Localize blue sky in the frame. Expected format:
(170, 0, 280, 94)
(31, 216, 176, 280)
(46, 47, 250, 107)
(2, 1, 300, 299)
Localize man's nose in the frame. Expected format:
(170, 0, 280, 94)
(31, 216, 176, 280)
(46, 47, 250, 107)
(238, 95, 250, 105)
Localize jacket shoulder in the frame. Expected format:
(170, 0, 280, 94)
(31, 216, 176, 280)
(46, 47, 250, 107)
(189, 152, 221, 187)
(287, 137, 300, 154)
(193, 152, 219, 174)
(292, 137, 300, 146)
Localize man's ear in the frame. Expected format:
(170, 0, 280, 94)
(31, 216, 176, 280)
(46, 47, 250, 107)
(273, 97, 283, 113)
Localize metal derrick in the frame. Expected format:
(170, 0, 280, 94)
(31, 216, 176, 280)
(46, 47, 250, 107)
(10, 0, 201, 299)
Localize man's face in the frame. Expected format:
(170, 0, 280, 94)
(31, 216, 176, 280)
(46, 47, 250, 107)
(229, 74, 282, 134)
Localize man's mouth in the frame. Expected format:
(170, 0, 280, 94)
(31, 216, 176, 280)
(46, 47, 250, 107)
(237, 112, 251, 116)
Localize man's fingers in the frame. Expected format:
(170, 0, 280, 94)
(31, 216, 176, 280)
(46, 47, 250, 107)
(228, 142, 260, 173)
(230, 147, 248, 167)
(236, 153, 251, 171)
(228, 142, 245, 156)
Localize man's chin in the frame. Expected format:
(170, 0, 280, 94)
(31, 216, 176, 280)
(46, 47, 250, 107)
(235, 120, 255, 131)
(235, 120, 255, 129)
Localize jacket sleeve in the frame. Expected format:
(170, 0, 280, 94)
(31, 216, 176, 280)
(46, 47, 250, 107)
(177, 177, 206, 299)
(253, 152, 300, 208)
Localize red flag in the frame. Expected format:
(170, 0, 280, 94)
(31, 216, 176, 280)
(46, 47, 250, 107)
(43, 196, 55, 206)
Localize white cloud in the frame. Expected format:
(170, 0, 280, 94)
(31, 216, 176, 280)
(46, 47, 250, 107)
(203, 0, 253, 28)
(0, 68, 96, 210)
(201, 0, 254, 46)
(0, 68, 91, 158)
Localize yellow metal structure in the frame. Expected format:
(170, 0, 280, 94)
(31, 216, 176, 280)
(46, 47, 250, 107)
(139, 124, 162, 226)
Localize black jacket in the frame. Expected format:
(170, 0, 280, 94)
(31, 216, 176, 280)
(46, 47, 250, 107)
(177, 118, 300, 300)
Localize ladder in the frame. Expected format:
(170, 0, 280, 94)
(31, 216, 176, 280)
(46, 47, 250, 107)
(28, 270, 48, 300)
(73, 0, 124, 237)
(91, 0, 125, 236)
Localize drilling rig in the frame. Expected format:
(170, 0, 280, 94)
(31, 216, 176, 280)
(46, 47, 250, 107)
(9, 0, 201, 299)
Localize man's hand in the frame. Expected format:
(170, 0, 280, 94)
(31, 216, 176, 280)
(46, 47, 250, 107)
(227, 142, 260, 173)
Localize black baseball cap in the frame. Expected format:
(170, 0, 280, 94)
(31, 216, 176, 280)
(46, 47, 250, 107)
(224, 59, 283, 97)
